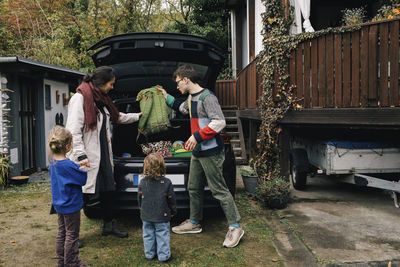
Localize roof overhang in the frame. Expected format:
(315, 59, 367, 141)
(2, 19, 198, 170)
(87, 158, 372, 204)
(0, 57, 85, 79)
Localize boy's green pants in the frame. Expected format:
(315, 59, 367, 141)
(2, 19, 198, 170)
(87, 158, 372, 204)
(188, 150, 241, 225)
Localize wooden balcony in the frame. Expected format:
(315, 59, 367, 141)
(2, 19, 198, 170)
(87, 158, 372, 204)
(216, 18, 400, 128)
(291, 18, 400, 109)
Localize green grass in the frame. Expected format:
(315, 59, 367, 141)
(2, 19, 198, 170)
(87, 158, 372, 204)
(0, 184, 283, 267)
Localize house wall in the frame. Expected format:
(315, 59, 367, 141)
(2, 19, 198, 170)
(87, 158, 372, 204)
(230, 0, 265, 76)
(254, 0, 265, 57)
(6, 73, 22, 176)
(43, 79, 69, 166)
(241, 5, 249, 69)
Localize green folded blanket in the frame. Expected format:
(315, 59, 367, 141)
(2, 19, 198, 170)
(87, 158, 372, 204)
(136, 86, 171, 139)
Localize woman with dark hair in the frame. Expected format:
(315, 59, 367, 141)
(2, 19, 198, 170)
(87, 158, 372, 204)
(66, 66, 141, 238)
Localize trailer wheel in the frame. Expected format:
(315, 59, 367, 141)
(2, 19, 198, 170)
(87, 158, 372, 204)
(290, 149, 308, 190)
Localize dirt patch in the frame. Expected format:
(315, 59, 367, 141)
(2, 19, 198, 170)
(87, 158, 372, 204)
(0, 183, 282, 267)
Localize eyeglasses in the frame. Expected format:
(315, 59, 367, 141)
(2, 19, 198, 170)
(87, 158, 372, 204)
(176, 78, 184, 84)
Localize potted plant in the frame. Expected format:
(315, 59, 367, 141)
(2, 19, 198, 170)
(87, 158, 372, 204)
(240, 160, 258, 196)
(257, 176, 290, 209)
(0, 154, 12, 189)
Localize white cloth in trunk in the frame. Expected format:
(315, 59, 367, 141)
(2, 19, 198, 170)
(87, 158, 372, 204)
(290, 0, 315, 34)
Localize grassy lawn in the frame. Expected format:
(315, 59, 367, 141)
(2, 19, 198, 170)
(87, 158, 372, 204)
(0, 183, 283, 267)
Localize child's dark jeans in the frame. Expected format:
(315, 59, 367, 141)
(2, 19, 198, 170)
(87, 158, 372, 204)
(56, 211, 82, 267)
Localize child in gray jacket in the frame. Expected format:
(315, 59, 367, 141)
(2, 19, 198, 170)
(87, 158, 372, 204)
(138, 153, 177, 263)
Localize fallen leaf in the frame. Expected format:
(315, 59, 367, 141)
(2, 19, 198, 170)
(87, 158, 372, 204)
(280, 231, 288, 234)
(10, 240, 16, 246)
(272, 258, 279, 262)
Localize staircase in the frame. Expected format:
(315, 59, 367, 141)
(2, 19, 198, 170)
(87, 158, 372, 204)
(223, 109, 247, 165)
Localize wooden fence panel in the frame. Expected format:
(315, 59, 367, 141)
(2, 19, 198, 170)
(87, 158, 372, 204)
(311, 39, 318, 107)
(303, 40, 311, 108)
(326, 34, 334, 107)
(351, 30, 360, 107)
(215, 80, 236, 108)
(343, 32, 351, 107)
(368, 25, 378, 106)
(360, 27, 369, 107)
(249, 62, 257, 108)
(390, 20, 399, 106)
(296, 44, 304, 101)
(379, 22, 389, 106)
(318, 36, 326, 107)
(334, 34, 342, 107)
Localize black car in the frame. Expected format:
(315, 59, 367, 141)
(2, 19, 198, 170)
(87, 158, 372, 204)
(83, 32, 236, 217)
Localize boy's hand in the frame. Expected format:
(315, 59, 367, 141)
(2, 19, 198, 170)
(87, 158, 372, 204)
(185, 135, 197, 151)
(159, 88, 167, 99)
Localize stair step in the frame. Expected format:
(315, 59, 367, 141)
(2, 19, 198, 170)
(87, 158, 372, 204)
(235, 157, 248, 165)
(230, 139, 240, 143)
(225, 117, 237, 121)
(233, 147, 242, 151)
(225, 124, 238, 128)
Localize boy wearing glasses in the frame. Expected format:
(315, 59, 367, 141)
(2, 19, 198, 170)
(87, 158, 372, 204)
(160, 65, 244, 248)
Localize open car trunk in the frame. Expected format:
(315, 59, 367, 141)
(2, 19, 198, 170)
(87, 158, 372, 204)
(82, 33, 235, 216)
(112, 97, 192, 158)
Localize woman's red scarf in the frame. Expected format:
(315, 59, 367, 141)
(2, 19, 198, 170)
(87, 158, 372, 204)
(76, 81, 119, 131)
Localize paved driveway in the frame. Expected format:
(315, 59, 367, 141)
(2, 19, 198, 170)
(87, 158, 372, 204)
(278, 175, 400, 266)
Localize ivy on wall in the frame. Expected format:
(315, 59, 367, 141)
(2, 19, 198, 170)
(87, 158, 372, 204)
(255, 0, 360, 180)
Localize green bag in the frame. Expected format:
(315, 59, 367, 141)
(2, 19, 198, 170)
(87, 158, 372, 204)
(136, 86, 171, 139)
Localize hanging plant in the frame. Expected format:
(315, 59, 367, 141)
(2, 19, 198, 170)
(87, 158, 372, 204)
(256, 0, 360, 180)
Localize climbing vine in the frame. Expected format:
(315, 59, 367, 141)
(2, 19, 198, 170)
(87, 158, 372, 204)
(255, 0, 360, 180)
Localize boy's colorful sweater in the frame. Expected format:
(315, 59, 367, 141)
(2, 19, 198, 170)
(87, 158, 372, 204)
(166, 89, 226, 157)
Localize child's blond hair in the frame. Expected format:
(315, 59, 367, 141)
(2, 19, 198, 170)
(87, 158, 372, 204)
(48, 126, 72, 155)
(143, 153, 166, 179)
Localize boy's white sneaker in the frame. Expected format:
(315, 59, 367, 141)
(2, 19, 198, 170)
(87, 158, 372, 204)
(223, 227, 244, 248)
(172, 219, 202, 234)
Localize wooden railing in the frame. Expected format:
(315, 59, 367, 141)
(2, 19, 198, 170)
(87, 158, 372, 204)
(236, 58, 262, 109)
(290, 18, 400, 108)
(215, 59, 262, 109)
(215, 79, 237, 108)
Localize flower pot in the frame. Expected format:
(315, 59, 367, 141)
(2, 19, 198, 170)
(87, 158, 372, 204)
(241, 175, 258, 196)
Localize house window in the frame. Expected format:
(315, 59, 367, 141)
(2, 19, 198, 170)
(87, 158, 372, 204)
(45, 84, 51, 110)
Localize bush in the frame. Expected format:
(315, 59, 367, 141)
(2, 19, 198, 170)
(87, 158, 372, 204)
(341, 7, 366, 26)
(0, 154, 12, 189)
(257, 176, 290, 209)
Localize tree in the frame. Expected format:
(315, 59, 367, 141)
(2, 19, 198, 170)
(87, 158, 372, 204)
(163, 0, 231, 78)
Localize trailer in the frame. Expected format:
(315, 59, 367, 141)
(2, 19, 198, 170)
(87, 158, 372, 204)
(290, 137, 400, 207)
